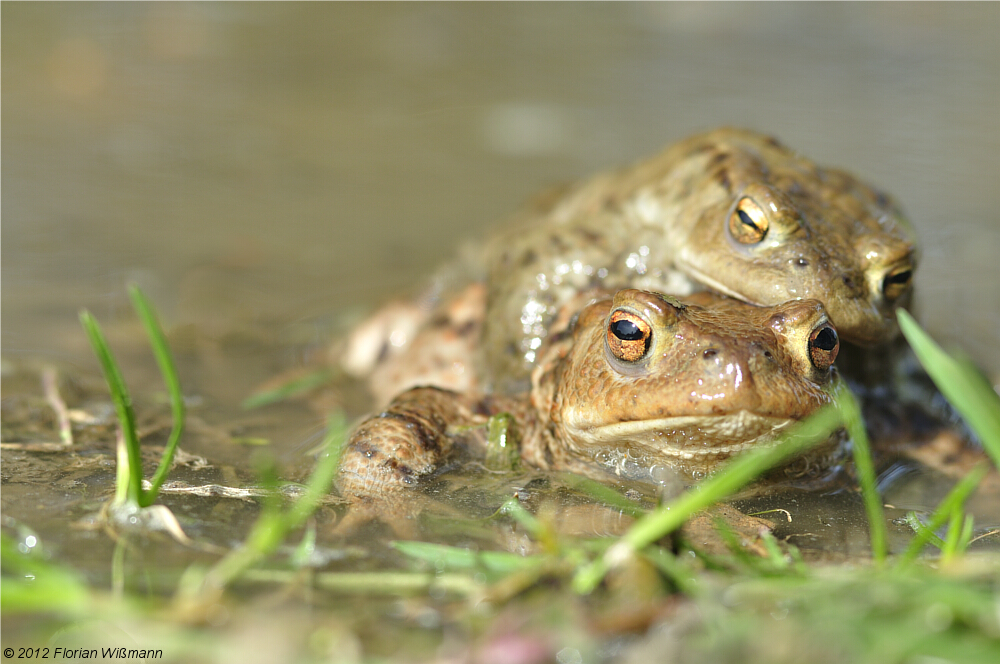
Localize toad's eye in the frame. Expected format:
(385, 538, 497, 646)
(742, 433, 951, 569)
(729, 196, 770, 244)
(882, 264, 913, 303)
(807, 323, 839, 371)
(607, 310, 652, 363)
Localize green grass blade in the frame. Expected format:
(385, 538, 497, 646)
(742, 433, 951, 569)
(293, 570, 479, 596)
(497, 497, 544, 536)
(241, 368, 336, 410)
(639, 547, 700, 596)
(497, 497, 560, 554)
(758, 530, 793, 571)
(111, 538, 127, 597)
(113, 429, 131, 505)
(290, 523, 318, 569)
(898, 309, 1000, 469)
(0, 534, 91, 613)
(903, 512, 947, 551)
(79, 310, 143, 506)
(484, 412, 520, 471)
(622, 404, 842, 550)
(711, 514, 763, 568)
(285, 412, 347, 527)
(942, 512, 975, 565)
(560, 474, 647, 519)
(198, 413, 347, 592)
(943, 504, 963, 559)
(391, 541, 545, 574)
(573, 404, 843, 594)
(834, 383, 887, 564)
(897, 462, 989, 567)
(128, 285, 185, 506)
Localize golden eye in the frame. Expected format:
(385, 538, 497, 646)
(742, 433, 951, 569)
(882, 264, 913, 302)
(606, 310, 652, 363)
(728, 196, 770, 244)
(807, 323, 839, 371)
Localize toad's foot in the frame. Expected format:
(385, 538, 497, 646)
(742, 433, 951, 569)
(679, 504, 776, 557)
(335, 386, 489, 536)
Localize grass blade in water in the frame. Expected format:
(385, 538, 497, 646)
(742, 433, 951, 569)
(834, 382, 887, 564)
(242, 368, 336, 410)
(79, 310, 143, 506)
(897, 462, 989, 567)
(197, 413, 347, 593)
(573, 404, 843, 594)
(485, 412, 520, 471)
(391, 541, 545, 574)
(128, 284, 185, 505)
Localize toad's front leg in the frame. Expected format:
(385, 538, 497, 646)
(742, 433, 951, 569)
(335, 387, 488, 534)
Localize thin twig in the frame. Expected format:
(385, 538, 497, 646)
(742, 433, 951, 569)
(41, 366, 73, 446)
(968, 528, 1000, 545)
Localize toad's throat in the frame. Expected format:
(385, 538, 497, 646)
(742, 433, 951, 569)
(563, 411, 798, 460)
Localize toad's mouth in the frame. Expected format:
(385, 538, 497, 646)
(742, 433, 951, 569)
(564, 411, 801, 461)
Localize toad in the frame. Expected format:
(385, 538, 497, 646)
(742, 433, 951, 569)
(337, 290, 842, 511)
(483, 128, 916, 390)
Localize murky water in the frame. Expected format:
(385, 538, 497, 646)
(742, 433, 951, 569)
(4, 4, 1000, 661)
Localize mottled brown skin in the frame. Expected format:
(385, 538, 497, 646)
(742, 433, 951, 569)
(483, 128, 917, 392)
(337, 290, 841, 512)
(342, 283, 487, 407)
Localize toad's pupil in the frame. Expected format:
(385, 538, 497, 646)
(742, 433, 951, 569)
(884, 270, 911, 286)
(611, 319, 643, 341)
(813, 326, 838, 351)
(737, 209, 759, 230)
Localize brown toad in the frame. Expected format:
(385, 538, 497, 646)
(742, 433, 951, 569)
(482, 128, 916, 390)
(337, 290, 842, 512)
